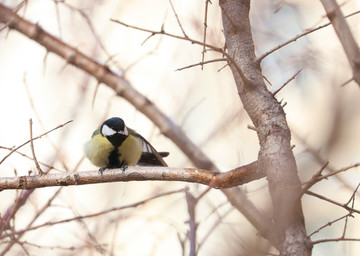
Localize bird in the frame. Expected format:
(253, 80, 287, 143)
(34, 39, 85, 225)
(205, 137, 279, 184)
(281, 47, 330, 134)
(84, 117, 168, 173)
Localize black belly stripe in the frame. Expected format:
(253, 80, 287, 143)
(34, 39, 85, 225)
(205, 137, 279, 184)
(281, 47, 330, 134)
(106, 134, 127, 168)
(108, 148, 121, 167)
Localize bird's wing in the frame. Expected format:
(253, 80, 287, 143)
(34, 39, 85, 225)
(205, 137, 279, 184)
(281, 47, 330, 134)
(134, 132, 168, 167)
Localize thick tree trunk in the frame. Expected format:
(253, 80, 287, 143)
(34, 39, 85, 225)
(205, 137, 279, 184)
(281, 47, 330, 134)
(219, 0, 312, 255)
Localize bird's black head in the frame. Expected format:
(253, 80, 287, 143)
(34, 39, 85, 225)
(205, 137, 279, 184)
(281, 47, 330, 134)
(100, 117, 129, 146)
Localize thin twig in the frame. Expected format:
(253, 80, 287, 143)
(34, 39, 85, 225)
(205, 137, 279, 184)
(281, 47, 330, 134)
(168, 0, 188, 38)
(339, 77, 353, 87)
(313, 237, 360, 244)
(0, 188, 62, 255)
(272, 68, 302, 96)
(305, 190, 360, 214)
(110, 19, 221, 51)
(110, 19, 250, 86)
(257, 10, 360, 63)
(293, 130, 360, 196)
(344, 182, 360, 206)
(309, 162, 360, 187)
(197, 206, 233, 253)
(0, 0, 26, 32)
(61, 2, 112, 58)
(201, 0, 212, 70)
(300, 161, 329, 196)
(176, 58, 227, 71)
(53, 0, 62, 38)
(0, 190, 30, 236)
(185, 188, 197, 256)
(309, 213, 352, 237)
(29, 119, 44, 175)
(0, 120, 73, 165)
(320, 0, 360, 86)
(0, 146, 61, 172)
(1, 188, 185, 239)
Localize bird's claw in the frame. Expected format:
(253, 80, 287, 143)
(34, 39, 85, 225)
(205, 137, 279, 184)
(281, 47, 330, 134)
(121, 164, 128, 172)
(98, 167, 106, 176)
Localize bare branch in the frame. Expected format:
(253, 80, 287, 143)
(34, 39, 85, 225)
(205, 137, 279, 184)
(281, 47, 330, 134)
(257, 9, 360, 63)
(300, 161, 329, 196)
(272, 68, 302, 96)
(168, 0, 188, 38)
(111, 19, 221, 51)
(0, 161, 262, 191)
(301, 162, 360, 196)
(201, 0, 212, 69)
(111, 18, 251, 86)
(305, 190, 360, 214)
(0, 188, 185, 239)
(0, 146, 60, 172)
(185, 188, 197, 256)
(29, 119, 44, 175)
(320, 0, 360, 86)
(0, 190, 33, 236)
(0, 188, 62, 255)
(0, 120, 73, 165)
(313, 237, 360, 245)
(176, 58, 227, 71)
(219, 0, 311, 254)
(309, 213, 350, 238)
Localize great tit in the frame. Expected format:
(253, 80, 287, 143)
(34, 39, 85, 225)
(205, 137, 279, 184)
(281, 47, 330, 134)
(84, 117, 168, 172)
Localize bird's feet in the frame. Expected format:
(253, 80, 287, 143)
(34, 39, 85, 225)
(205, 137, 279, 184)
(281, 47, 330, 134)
(121, 164, 128, 172)
(98, 164, 127, 176)
(98, 167, 107, 175)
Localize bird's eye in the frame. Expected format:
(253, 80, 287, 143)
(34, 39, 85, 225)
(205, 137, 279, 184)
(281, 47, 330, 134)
(101, 125, 117, 136)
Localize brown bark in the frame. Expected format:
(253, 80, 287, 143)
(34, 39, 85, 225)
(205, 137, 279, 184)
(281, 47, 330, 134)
(0, 163, 261, 191)
(219, 0, 312, 255)
(320, 0, 360, 86)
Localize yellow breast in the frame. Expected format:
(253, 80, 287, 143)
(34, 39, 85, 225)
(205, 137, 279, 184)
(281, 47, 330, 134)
(83, 133, 114, 167)
(118, 134, 142, 166)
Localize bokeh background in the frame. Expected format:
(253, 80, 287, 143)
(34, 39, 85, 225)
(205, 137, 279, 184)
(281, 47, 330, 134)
(1, 0, 360, 255)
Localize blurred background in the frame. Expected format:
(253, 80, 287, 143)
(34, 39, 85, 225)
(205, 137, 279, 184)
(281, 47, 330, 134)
(0, 0, 360, 255)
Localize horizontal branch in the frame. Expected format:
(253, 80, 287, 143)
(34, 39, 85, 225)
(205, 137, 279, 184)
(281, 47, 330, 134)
(0, 161, 261, 190)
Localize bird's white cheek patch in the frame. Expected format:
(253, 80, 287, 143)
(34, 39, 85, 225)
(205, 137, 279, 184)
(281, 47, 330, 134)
(101, 125, 116, 136)
(123, 126, 129, 136)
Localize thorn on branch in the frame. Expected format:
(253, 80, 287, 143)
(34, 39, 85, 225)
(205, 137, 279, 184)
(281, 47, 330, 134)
(29, 23, 43, 40)
(247, 125, 257, 132)
(340, 77, 353, 87)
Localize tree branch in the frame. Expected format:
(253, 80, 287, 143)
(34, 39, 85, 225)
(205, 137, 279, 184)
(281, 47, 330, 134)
(0, 188, 185, 239)
(219, 0, 312, 255)
(0, 161, 262, 191)
(320, 0, 360, 86)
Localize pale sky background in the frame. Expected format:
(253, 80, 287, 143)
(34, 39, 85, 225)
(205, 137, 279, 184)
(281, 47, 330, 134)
(1, 0, 360, 255)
